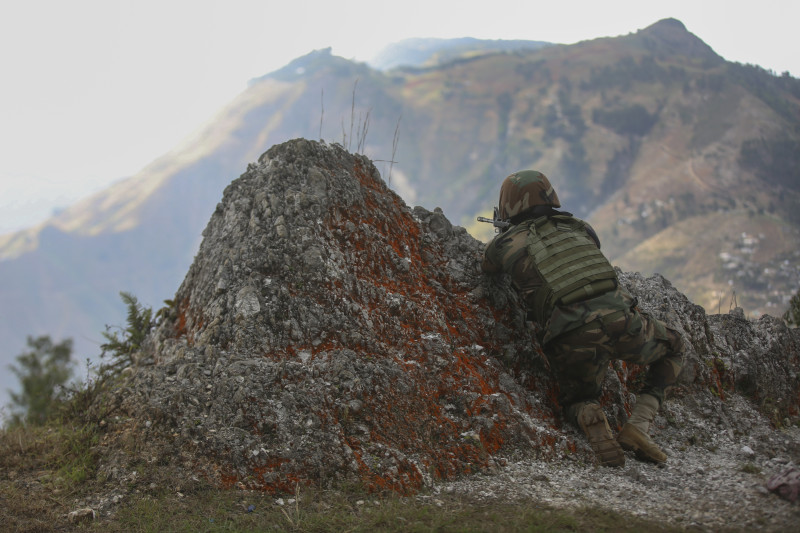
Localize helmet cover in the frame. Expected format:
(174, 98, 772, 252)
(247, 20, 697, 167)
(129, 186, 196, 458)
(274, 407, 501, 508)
(497, 170, 560, 220)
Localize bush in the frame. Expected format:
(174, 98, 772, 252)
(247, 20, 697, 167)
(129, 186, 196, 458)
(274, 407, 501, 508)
(4, 292, 158, 429)
(7, 336, 74, 425)
(100, 291, 155, 374)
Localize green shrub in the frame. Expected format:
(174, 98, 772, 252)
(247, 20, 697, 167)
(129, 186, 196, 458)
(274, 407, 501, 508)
(7, 336, 74, 425)
(100, 291, 155, 374)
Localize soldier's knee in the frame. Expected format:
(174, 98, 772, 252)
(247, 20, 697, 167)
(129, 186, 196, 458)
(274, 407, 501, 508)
(664, 328, 685, 372)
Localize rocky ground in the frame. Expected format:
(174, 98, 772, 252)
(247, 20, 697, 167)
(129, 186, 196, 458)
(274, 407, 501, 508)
(437, 394, 800, 531)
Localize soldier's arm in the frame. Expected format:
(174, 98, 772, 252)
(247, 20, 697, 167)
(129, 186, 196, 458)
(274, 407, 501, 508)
(481, 239, 501, 273)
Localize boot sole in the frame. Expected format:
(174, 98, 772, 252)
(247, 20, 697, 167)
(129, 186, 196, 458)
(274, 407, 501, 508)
(584, 422, 625, 467)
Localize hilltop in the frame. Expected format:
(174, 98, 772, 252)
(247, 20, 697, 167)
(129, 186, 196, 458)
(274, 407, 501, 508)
(1, 18, 799, 404)
(73, 140, 798, 529)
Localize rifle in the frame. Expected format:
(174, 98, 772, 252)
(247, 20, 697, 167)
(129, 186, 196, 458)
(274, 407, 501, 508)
(476, 207, 510, 231)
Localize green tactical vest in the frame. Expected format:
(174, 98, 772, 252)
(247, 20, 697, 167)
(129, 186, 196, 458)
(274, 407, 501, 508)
(523, 215, 618, 323)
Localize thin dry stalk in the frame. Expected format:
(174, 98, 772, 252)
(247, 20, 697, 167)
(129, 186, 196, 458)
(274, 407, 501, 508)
(356, 109, 371, 153)
(319, 88, 324, 140)
(389, 115, 402, 184)
(348, 79, 359, 151)
(729, 290, 738, 311)
(280, 507, 295, 528)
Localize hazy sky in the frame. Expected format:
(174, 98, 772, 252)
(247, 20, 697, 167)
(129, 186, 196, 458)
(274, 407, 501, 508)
(1, 0, 798, 234)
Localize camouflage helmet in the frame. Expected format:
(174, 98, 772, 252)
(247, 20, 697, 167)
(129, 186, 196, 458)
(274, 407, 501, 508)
(497, 170, 560, 220)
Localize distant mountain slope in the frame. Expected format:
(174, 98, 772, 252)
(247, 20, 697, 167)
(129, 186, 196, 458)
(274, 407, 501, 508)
(390, 18, 800, 316)
(1, 19, 799, 402)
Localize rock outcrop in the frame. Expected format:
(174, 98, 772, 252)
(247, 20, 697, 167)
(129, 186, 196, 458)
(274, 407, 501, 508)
(114, 139, 799, 527)
(122, 139, 559, 494)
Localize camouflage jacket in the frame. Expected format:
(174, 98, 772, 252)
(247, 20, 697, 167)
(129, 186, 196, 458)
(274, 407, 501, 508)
(482, 214, 631, 344)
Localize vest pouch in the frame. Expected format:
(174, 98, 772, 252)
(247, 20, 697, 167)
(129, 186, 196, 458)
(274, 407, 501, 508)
(559, 278, 617, 307)
(525, 216, 618, 321)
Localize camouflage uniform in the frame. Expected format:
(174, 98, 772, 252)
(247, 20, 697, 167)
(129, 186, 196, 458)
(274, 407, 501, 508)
(481, 171, 684, 428)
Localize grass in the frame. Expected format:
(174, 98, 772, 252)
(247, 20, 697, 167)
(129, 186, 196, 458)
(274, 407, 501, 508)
(0, 417, 688, 533)
(99, 484, 684, 533)
(739, 462, 761, 475)
(0, 421, 100, 532)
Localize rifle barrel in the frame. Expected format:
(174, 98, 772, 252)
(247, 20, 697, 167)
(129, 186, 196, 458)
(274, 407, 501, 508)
(476, 216, 510, 228)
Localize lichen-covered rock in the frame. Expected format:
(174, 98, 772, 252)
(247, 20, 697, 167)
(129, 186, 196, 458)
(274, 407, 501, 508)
(116, 139, 800, 504)
(621, 271, 800, 427)
(121, 139, 564, 493)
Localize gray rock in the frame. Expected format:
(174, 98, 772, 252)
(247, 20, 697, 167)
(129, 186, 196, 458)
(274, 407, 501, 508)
(67, 508, 95, 524)
(766, 465, 800, 503)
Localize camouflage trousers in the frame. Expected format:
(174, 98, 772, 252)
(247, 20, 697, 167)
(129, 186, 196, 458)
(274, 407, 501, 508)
(545, 304, 684, 426)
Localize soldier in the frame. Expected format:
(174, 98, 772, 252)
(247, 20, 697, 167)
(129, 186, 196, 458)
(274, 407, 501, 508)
(481, 170, 684, 467)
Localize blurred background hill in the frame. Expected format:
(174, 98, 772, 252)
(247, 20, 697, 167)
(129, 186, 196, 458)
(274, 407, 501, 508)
(1, 18, 799, 403)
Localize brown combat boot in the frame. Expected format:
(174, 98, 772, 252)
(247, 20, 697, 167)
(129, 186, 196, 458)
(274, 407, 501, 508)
(618, 394, 667, 463)
(576, 402, 625, 467)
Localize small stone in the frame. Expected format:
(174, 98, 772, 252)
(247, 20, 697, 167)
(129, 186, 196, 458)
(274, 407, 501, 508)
(766, 466, 800, 503)
(68, 508, 95, 524)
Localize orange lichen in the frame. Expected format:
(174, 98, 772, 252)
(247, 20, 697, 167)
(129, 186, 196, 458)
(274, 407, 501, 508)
(175, 296, 190, 338)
